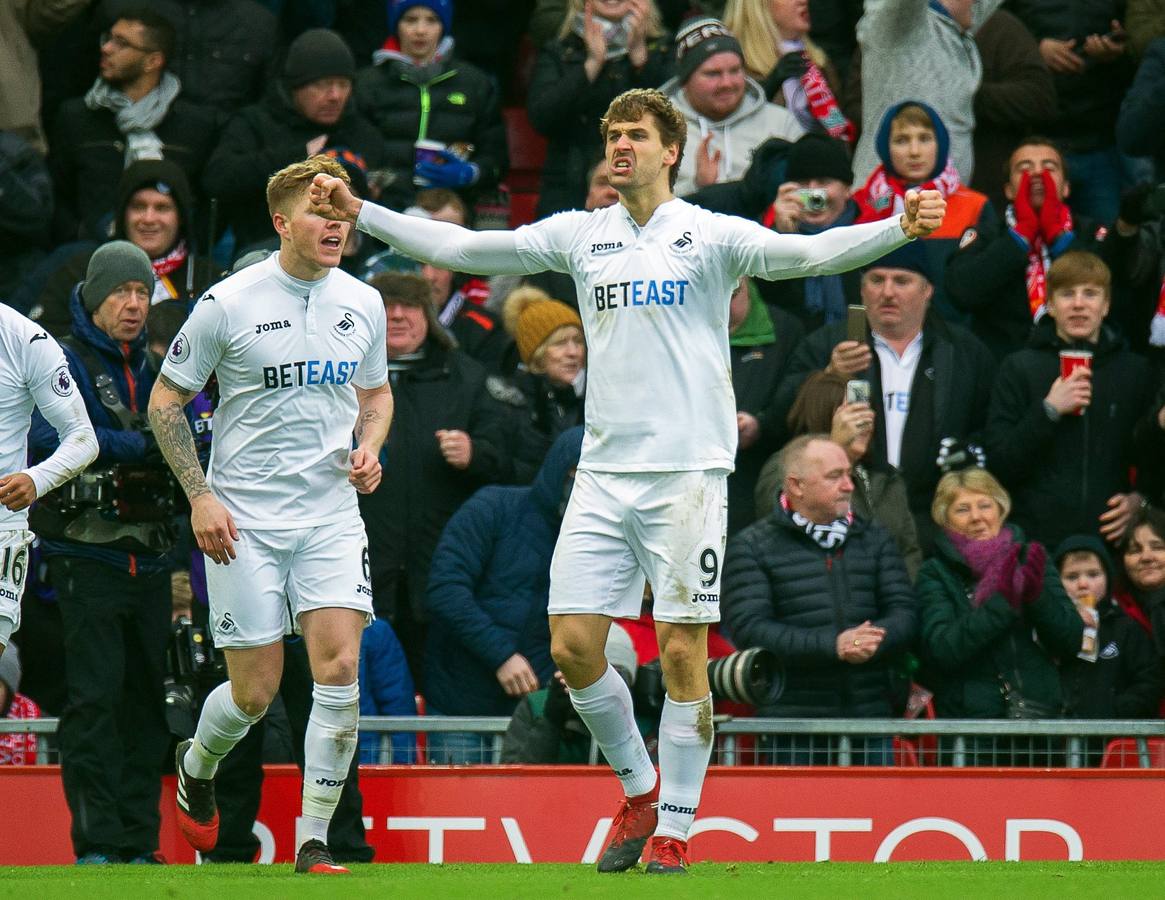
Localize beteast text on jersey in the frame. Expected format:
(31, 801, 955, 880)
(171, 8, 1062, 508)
(593, 279, 690, 311)
(261, 359, 360, 389)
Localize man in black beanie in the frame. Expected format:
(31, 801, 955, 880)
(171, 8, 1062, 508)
(27, 239, 178, 864)
(203, 28, 386, 251)
(757, 133, 859, 332)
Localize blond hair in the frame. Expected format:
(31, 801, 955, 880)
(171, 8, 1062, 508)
(266, 154, 349, 218)
(556, 0, 663, 41)
(722, 0, 828, 81)
(931, 469, 1011, 529)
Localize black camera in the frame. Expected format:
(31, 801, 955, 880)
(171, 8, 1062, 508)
(633, 648, 784, 721)
(164, 616, 226, 738)
(708, 648, 784, 706)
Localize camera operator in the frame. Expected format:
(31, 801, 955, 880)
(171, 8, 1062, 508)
(761, 134, 861, 332)
(27, 241, 177, 865)
(723, 435, 916, 765)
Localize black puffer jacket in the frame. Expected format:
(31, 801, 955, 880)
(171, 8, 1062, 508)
(528, 32, 672, 217)
(358, 339, 512, 622)
(985, 317, 1158, 548)
(355, 55, 507, 210)
(48, 96, 218, 242)
(203, 83, 387, 249)
(723, 509, 916, 717)
(100, 0, 278, 112)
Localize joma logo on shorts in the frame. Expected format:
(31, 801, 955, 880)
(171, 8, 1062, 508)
(691, 592, 718, 603)
(255, 319, 291, 335)
(660, 802, 696, 814)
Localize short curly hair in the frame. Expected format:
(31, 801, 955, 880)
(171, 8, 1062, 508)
(600, 89, 687, 190)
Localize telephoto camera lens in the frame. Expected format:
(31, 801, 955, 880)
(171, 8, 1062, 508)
(707, 648, 784, 706)
(632, 649, 784, 716)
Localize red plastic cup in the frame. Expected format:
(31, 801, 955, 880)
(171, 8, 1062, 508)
(1059, 349, 1092, 415)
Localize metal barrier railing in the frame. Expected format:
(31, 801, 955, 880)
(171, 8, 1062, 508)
(4, 717, 1164, 768)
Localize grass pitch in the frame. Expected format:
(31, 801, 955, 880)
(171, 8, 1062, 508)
(1, 862, 1164, 899)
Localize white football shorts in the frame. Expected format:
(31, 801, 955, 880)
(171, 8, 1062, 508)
(204, 516, 373, 649)
(0, 530, 31, 647)
(549, 469, 727, 624)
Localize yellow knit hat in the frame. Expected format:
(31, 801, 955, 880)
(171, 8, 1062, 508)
(502, 286, 583, 366)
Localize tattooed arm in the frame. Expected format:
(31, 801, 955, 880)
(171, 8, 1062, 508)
(148, 373, 207, 500)
(148, 373, 238, 565)
(349, 381, 393, 494)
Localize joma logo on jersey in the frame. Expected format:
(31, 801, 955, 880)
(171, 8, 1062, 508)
(255, 319, 292, 335)
(590, 240, 624, 255)
(594, 279, 689, 311)
(262, 359, 360, 389)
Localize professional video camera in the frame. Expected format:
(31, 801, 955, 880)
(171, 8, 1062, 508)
(633, 648, 784, 721)
(163, 616, 227, 738)
(29, 465, 181, 553)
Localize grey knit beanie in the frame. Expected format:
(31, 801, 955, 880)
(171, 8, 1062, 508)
(81, 241, 155, 313)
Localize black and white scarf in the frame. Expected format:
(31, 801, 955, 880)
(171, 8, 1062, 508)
(780, 492, 852, 550)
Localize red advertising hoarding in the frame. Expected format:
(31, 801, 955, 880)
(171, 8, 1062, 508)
(2, 766, 1164, 865)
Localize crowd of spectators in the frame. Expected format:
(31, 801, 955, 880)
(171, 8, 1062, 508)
(5, 0, 1165, 856)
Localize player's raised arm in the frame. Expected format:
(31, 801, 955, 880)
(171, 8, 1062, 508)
(747, 189, 946, 280)
(309, 174, 529, 276)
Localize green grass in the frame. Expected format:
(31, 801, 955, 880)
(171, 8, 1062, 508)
(2, 862, 1165, 899)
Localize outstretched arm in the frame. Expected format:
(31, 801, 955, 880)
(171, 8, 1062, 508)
(309, 174, 529, 275)
(748, 189, 944, 280)
(148, 374, 239, 565)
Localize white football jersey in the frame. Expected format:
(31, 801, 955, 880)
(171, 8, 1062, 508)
(159, 254, 389, 529)
(0, 304, 96, 530)
(515, 199, 786, 472)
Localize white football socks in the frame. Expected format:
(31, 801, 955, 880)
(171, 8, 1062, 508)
(568, 664, 657, 798)
(655, 693, 713, 841)
(301, 681, 360, 846)
(185, 682, 265, 779)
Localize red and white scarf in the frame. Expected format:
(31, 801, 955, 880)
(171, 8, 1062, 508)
(801, 57, 854, 145)
(854, 159, 961, 223)
(150, 239, 188, 304)
(1003, 204, 1073, 320)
